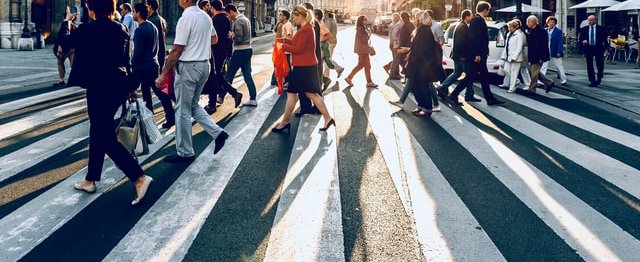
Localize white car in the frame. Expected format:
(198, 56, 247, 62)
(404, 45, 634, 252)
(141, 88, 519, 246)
(441, 21, 507, 76)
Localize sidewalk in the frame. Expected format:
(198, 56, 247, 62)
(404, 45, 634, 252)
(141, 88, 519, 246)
(0, 31, 274, 96)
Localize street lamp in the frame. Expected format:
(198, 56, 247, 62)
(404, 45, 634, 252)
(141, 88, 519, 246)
(251, 0, 257, 37)
(21, 0, 30, 38)
(515, 0, 522, 21)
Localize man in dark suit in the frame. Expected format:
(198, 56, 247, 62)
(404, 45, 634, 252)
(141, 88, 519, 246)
(468, 1, 504, 106)
(579, 15, 608, 87)
(440, 9, 477, 105)
(525, 15, 554, 93)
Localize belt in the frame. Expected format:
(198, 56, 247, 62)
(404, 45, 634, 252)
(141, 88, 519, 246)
(178, 60, 208, 63)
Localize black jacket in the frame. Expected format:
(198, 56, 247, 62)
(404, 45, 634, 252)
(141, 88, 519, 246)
(451, 22, 471, 61)
(398, 22, 415, 49)
(148, 12, 167, 67)
(469, 14, 489, 57)
(53, 21, 76, 57)
(579, 24, 608, 53)
(406, 25, 444, 82)
(526, 25, 550, 63)
(212, 13, 233, 59)
(65, 18, 131, 93)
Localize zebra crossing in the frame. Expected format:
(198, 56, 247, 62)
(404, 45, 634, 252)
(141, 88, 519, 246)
(0, 64, 639, 261)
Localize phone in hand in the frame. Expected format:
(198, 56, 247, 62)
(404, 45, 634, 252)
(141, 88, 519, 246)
(69, 6, 78, 14)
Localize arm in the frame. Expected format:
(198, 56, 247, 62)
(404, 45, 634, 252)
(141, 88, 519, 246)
(511, 34, 524, 61)
(131, 27, 145, 63)
(556, 31, 564, 57)
(282, 28, 307, 54)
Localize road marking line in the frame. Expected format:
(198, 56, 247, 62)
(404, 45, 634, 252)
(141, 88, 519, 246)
(1, 72, 59, 82)
(0, 87, 84, 115)
(0, 99, 86, 141)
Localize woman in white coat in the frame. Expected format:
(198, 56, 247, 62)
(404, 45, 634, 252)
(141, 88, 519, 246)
(501, 20, 526, 92)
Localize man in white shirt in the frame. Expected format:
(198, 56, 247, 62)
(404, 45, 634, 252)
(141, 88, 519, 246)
(155, 0, 228, 162)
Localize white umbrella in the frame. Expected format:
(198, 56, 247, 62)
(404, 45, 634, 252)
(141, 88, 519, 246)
(570, 0, 621, 9)
(602, 0, 640, 11)
(495, 4, 551, 13)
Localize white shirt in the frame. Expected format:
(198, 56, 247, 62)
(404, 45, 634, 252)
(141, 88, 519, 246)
(174, 6, 217, 61)
(282, 21, 294, 39)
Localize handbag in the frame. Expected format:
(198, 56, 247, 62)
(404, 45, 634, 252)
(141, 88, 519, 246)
(116, 100, 149, 157)
(160, 69, 175, 95)
(369, 45, 376, 56)
(137, 98, 163, 144)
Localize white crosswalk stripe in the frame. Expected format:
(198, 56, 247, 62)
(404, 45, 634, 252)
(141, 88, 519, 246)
(0, 72, 639, 262)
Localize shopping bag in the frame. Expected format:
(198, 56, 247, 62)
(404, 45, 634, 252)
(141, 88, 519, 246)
(116, 100, 149, 156)
(160, 69, 174, 95)
(137, 98, 163, 144)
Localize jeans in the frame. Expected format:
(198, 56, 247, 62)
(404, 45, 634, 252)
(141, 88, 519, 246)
(399, 77, 413, 102)
(439, 60, 474, 99)
(175, 61, 224, 157)
(223, 49, 256, 100)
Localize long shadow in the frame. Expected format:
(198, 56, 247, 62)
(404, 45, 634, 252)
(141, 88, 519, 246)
(0, 93, 86, 124)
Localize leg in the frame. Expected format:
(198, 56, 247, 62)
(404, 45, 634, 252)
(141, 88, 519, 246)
(477, 57, 497, 101)
(174, 63, 198, 157)
(239, 49, 258, 100)
(508, 62, 521, 91)
(529, 63, 542, 91)
(552, 57, 567, 83)
(399, 77, 413, 103)
(278, 93, 299, 127)
(56, 57, 66, 83)
(595, 49, 605, 84)
(440, 60, 463, 91)
(362, 55, 372, 83)
(520, 64, 531, 87)
(305, 92, 332, 123)
(585, 51, 596, 84)
(222, 53, 242, 99)
(389, 50, 402, 78)
(136, 69, 154, 113)
(146, 69, 175, 124)
(190, 62, 224, 139)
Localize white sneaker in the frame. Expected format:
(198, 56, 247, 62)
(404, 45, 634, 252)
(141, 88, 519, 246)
(432, 105, 441, 112)
(242, 99, 258, 107)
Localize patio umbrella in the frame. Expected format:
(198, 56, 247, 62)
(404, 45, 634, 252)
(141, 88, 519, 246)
(570, 0, 621, 9)
(495, 4, 551, 13)
(602, 0, 640, 11)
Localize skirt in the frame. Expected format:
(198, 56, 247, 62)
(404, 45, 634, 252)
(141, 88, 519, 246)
(287, 65, 321, 94)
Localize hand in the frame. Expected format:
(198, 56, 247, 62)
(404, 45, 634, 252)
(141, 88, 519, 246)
(228, 32, 234, 39)
(57, 46, 63, 55)
(276, 42, 283, 49)
(127, 91, 138, 101)
(474, 56, 481, 63)
(556, 54, 561, 58)
(582, 40, 588, 45)
(155, 74, 164, 89)
(539, 60, 544, 64)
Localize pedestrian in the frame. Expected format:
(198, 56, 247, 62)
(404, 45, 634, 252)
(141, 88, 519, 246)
(501, 19, 526, 93)
(198, 0, 210, 13)
(423, 10, 443, 111)
(131, 3, 175, 128)
(467, 1, 504, 105)
(436, 9, 476, 102)
(273, 5, 334, 133)
(387, 12, 415, 107)
(405, 10, 442, 117)
(344, 15, 378, 88)
(323, 12, 345, 79)
(53, 8, 77, 87)
(498, 18, 532, 90)
(145, 0, 167, 72)
(155, 0, 229, 163)
(426, 9, 444, 46)
(221, 4, 257, 107)
(317, 10, 344, 89)
(270, 10, 294, 87)
(540, 16, 567, 86)
(579, 15, 608, 87)
(120, 3, 137, 43)
(66, 0, 152, 205)
(293, 2, 323, 118)
(525, 15, 554, 94)
(384, 13, 402, 80)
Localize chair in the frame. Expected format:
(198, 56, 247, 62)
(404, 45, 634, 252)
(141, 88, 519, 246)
(610, 40, 627, 61)
(626, 40, 638, 63)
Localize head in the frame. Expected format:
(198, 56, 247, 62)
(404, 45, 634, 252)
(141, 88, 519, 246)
(413, 10, 429, 27)
(426, 9, 435, 21)
(225, 4, 238, 19)
(400, 11, 410, 24)
(526, 15, 539, 29)
(507, 19, 520, 33)
(302, 2, 314, 11)
(88, 0, 117, 20)
(476, 1, 491, 17)
(546, 16, 557, 29)
(198, 0, 210, 12)
(145, 0, 159, 14)
(279, 10, 290, 22)
(210, 0, 223, 13)
(120, 3, 132, 15)
(327, 12, 334, 19)
(179, 0, 198, 9)
(133, 3, 149, 21)
(391, 13, 400, 23)
(356, 15, 367, 28)
(292, 5, 312, 26)
(588, 15, 597, 26)
(313, 9, 323, 21)
(411, 8, 421, 17)
(461, 9, 472, 23)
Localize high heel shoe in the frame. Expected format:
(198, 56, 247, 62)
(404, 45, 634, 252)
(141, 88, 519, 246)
(319, 119, 335, 131)
(272, 123, 291, 133)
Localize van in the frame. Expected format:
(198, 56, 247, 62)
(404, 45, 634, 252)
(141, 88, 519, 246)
(441, 21, 507, 77)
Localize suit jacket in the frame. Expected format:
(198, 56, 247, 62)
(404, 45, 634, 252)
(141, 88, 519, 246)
(579, 25, 608, 53)
(212, 13, 233, 59)
(547, 27, 564, 57)
(527, 25, 550, 63)
(54, 21, 77, 56)
(65, 18, 131, 93)
(451, 22, 471, 61)
(469, 14, 489, 57)
(406, 25, 444, 82)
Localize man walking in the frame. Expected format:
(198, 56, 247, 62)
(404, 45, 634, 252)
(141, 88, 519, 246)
(438, 9, 477, 103)
(155, 0, 228, 162)
(321, 11, 345, 85)
(579, 15, 608, 87)
(384, 13, 402, 79)
(131, 3, 175, 128)
(525, 15, 555, 93)
(468, 1, 504, 105)
(145, 0, 167, 72)
(540, 16, 567, 86)
(53, 9, 77, 87)
(222, 4, 257, 107)
(120, 3, 137, 41)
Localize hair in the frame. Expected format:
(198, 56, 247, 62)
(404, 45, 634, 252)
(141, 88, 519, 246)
(476, 1, 491, 13)
(314, 9, 323, 20)
(133, 3, 149, 19)
(293, 5, 313, 24)
(280, 10, 290, 20)
(356, 15, 367, 28)
(426, 9, 435, 20)
(400, 11, 410, 24)
(460, 9, 472, 20)
(225, 4, 237, 13)
(211, 0, 223, 11)
(120, 2, 132, 12)
(414, 10, 430, 27)
(302, 2, 314, 11)
(508, 19, 520, 30)
(327, 12, 334, 19)
(546, 16, 557, 24)
(198, 0, 209, 10)
(145, 0, 159, 11)
(89, 0, 117, 18)
(411, 8, 421, 16)
(527, 15, 539, 24)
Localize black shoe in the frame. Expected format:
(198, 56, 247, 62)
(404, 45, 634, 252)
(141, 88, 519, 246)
(234, 93, 243, 108)
(161, 122, 175, 129)
(487, 100, 505, 106)
(53, 81, 65, 87)
(447, 96, 463, 106)
(588, 82, 598, 87)
(214, 131, 229, 154)
(272, 123, 291, 133)
(319, 119, 335, 131)
(465, 97, 482, 102)
(204, 105, 217, 114)
(545, 82, 554, 93)
(164, 154, 195, 163)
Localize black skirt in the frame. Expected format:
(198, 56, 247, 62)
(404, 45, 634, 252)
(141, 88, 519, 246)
(287, 65, 321, 94)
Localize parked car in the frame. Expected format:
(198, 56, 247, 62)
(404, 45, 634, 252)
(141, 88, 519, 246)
(441, 21, 507, 79)
(372, 15, 393, 34)
(440, 18, 460, 31)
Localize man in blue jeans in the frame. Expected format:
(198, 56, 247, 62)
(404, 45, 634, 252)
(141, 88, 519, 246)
(221, 5, 257, 107)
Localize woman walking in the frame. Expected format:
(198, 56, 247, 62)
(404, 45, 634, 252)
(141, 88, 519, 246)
(66, 0, 152, 205)
(344, 15, 378, 88)
(501, 20, 526, 92)
(273, 5, 334, 133)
